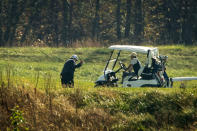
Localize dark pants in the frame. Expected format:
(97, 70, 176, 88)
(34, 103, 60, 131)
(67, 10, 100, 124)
(163, 71, 169, 86)
(61, 75, 74, 88)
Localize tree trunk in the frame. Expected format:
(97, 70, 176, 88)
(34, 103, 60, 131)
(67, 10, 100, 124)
(4, 0, 18, 46)
(116, 0, 121, 40)
(134, 0, 143, 43)
(9, 0, 27, 46)
(50, 0, 59, 47)
(181, 0, 193, 45)
(62, 0, 69, 46)
(165, 0, 180, 44)
(182, 19, 193, 45)
(92, 0, 100, 40)
(0, 0, 2, 46)
(8, 0, 18, 46)
(125, 0, 131, 38)
(20, 0, 38, 45)
(68, 2, 73, 44)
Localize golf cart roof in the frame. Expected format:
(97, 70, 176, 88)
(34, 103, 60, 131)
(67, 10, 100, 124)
(109, 45, 158, 54)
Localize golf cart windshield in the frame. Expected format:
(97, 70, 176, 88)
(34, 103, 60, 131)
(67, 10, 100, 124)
(106, 59, 116, 70)
(104, 50, 120, 72)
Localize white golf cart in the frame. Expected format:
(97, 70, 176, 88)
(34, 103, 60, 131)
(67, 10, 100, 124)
(95, 45, 197, 88)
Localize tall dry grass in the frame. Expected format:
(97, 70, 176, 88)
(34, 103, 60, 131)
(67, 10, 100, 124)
(0, 85, 117, 130)
(0, 67, 115, 130)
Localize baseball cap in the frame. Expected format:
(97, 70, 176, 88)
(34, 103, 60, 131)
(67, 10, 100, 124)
(71, 55, 78, 61)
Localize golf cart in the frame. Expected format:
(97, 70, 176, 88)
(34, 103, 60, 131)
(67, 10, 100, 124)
(95, 45, 197, 87)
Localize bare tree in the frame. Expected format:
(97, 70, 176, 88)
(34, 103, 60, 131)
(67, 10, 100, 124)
(181, 0, 193, 45)
(116, 0, 121, 40)
(9, 0, 27, 46)
(0, 0, 2, 46)
(68, 1, 73, 43)
(4, 0, 18, 46)
(92, 0, 100, 40)
(125, 0, 131, 38)
(134, 0, 143, 42)
(62, 0, 69, 46)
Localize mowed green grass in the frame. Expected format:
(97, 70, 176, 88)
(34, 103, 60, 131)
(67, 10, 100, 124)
(0, 45, 197, 89)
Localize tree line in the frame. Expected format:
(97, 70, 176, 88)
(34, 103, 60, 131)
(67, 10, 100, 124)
(0, 0, 196, 47)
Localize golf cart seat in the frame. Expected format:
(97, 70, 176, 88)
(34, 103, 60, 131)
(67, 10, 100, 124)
(141, 73, 154, 80)
(140, 66, 154, 80)
(138, 55, 162, 80)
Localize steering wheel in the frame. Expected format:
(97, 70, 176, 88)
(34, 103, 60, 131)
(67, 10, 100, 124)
(119, 61, 127, 70)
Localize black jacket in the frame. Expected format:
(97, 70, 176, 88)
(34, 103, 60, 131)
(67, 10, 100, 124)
(60, 59, 82, 79)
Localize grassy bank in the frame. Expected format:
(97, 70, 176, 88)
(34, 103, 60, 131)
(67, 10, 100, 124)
(0, 45, 197, 130)
(1, 82, 197, 130)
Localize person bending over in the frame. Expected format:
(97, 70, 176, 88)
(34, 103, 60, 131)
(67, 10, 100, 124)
(60, 55, 83, 88)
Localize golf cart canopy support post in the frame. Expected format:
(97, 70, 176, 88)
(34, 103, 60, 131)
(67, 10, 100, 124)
(112, 50, 121, 70)
(104, 50, 114, 80)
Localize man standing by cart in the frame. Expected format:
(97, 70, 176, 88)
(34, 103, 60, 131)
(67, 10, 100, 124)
(60, 55, 83, 88)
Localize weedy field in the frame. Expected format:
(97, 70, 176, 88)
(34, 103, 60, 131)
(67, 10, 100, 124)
(0, 45, 197, 130)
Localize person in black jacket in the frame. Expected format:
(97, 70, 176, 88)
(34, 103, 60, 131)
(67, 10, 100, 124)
(60, 55, 83, 88)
